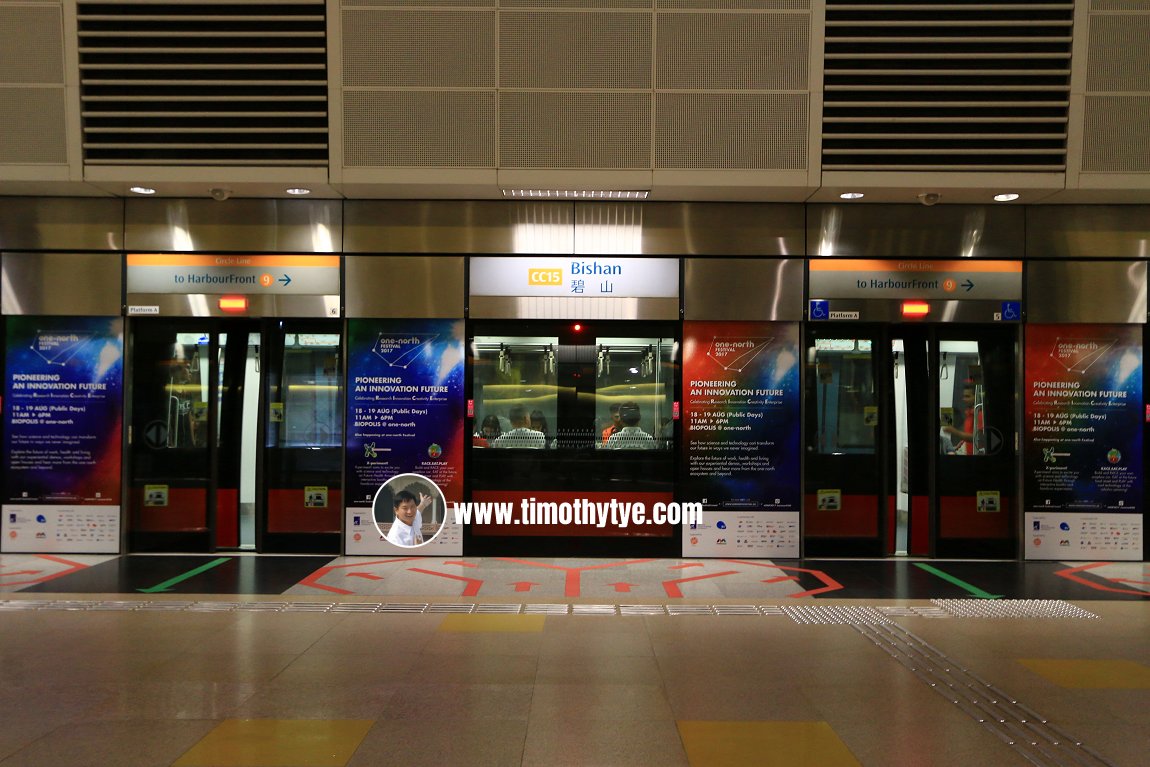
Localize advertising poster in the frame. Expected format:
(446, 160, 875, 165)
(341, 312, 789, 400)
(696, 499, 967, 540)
(344, 319, 464, 555)
(1025, 512, 1142, 560)
(681, 321, 801, 557)
(2, 317, 123, 553)
(1024, 324, 1142, 560)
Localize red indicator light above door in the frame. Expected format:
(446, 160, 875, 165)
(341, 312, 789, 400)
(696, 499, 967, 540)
(218, 296, 249, 313)
(901, 301, 930, 318)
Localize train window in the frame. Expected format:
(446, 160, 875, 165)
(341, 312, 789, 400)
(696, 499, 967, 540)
(471, 336, 560, 449)
(471, 334, 674, 452)
(594, 337, 675, 450)
(272, 333, 342, 448)
(809, 338, 876, 454)
(169, 332, 209, 449)
(938, 341, 985, 456)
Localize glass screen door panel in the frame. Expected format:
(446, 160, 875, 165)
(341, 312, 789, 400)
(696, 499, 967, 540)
(467, 320, 679, 557)
(934, 326, 1019, 558)
(803, 328, 884, 556)
(128, 322, 213, 552)
(260, 320, 343, 553)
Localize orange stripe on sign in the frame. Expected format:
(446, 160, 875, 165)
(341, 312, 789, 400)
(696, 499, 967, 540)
(809, 259, 1021, 274)
(127, 253, 340, 268)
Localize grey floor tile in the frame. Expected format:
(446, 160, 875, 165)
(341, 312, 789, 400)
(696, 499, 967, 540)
(0, 720, 218, 767)
(529, 683, 673, 721)
(379, 682, 534, 720)
(522, 717, 688, 767)
(346, 719, 528, 767)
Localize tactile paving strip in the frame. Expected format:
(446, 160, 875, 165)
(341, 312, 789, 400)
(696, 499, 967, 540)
(857, 621, 1117, 767)
(933, 599, 1101, 620)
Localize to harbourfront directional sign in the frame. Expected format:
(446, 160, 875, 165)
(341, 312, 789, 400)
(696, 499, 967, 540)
(127, 254, 341, 296)
(809, 259, 1022, 301)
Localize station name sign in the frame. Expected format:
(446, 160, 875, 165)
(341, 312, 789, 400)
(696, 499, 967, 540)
(809, 259, 1022, 300)
(469, 256, 678, 298)
(127, 253, 341, 295)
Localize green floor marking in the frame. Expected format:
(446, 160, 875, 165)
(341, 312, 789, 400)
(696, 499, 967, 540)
(914, 562, 1003, 599)
(138, 557, 232, 593)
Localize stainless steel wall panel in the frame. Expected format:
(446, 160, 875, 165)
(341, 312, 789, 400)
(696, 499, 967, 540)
(2, 252, 122, 316)
(345, 256, 464, 318)
(124, 200, 342, 254)
(635, 203, 804, 256)
(469, 296, 678, 320)
(685, 258, 803, 321)
(345, 200, 573, 254)
(1026, 261, 1146, 324)
(808, 204, 1025, 260)
(1026, 206, 1150, 259)
(123, 294, 340, 319)
(0, 198, 122, 251)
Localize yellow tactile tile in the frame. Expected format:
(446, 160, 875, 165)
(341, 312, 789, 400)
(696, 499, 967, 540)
(678, 721, 862, 767)
(1019, 659, 1150, 689)
(173, 719, 374, 767)
(438, 614, 547, 633)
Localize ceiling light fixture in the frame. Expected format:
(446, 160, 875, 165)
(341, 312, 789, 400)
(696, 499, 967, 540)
(501, 190, 650, 200)
(993, 193, 1020, 202)
(839, 192, 864, 200)
(129, 186, 156, 195)
(286, 188, 311, 196)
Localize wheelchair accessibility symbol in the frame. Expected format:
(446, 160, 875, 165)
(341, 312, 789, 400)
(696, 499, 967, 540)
(998, 301, 1021, 322)
(809, 300, 829, 321)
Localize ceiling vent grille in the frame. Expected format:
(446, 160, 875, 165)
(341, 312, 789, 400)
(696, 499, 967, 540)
(78, 0, 327, 166)
(822, 0, 1073, 172)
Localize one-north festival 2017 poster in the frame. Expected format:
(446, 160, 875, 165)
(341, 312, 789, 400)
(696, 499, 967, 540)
(1024, 324, 1143, 560)
(344, 319, 464, 555)
(2, 317, 123, 553)
(681, 321, 800, 557)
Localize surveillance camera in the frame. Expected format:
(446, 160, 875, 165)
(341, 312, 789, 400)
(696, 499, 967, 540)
(917, 192, 941, 206)
(209, 188, 232, 201)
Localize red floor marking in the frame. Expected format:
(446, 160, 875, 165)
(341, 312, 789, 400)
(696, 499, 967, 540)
(0, 555, 88, 588)
(669, 563, 705, 570)
(347, 572, 384, 580)
(495, 558, 655, 597)
(663, 570, 739, 598)
(723, 559, 845, 598)
(442, 561, 478, 568)
(407, 568, 483, 597)
(297, 557, 424, 595)
(609, 582, 637, 593)
(1055, 563, 1150, 597)
(1111, 578, 1150, 585)
(762, 575, 801, 584)
(511, 581, 539, 592)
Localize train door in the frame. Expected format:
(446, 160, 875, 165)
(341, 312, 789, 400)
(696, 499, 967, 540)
(127, 318, 342, 553)
(804, 323, 1019, 558)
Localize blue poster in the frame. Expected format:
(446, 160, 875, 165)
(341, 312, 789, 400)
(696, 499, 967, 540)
(682, 321, 802, 511)
(2, 317, 123, 553)
(1025, 324, 1143, 512)
(344, 319, 466, 506)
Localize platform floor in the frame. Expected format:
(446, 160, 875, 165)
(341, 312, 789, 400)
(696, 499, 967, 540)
(0, 554, 1147, 766)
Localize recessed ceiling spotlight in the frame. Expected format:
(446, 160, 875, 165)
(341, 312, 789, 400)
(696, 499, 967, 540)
(285, 188, 311, 195)
(839, 192, 864, 200)
(129, 186, 156, 195)
(993, 193, 1020, 202)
